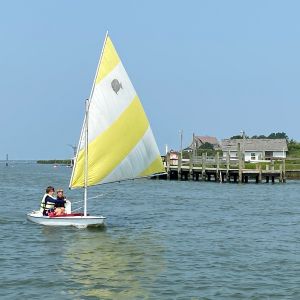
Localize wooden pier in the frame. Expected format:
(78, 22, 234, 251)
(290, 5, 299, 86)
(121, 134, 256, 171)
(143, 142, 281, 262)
(158, 151, 286, 183)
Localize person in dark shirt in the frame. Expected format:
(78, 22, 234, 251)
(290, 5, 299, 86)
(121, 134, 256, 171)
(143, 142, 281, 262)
(40, 186, 66, 216)
(55, 189, 66, 215)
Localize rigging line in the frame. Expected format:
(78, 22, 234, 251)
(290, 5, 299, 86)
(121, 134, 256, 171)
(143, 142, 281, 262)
(72, 206, 83, 212)
(70, 200, 83, 205)
(88, 194, 104, 200)
(70, 194, 105, 206)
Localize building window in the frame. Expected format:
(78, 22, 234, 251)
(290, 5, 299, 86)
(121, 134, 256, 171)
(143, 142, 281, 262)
(251, 153, 256, 160)
(265, 151, 273, 158)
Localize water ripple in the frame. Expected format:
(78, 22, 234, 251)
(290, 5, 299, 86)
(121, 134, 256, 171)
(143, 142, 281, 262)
(1, 164, 300, 299)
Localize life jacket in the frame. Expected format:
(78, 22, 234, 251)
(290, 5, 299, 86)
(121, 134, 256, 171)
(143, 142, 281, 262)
(40, 194, 57, 213)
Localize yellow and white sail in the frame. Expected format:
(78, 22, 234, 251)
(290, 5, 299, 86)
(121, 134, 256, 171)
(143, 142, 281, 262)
(70, 34, 164, 188)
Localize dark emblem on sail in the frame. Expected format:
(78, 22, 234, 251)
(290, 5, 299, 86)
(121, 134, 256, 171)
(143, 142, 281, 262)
(111, 79, 123, 94)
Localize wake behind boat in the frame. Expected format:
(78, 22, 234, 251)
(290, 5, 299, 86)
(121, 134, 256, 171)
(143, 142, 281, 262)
(27, 32, 165, 228)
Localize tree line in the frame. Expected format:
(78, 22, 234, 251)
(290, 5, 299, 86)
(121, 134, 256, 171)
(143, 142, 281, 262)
(230, 132, 289, 140)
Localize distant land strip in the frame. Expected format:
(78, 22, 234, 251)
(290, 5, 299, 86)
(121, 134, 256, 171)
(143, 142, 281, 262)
(37, 160, 71, 165)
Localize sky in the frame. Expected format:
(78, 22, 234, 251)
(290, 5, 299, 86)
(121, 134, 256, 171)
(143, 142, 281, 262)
(1, 0, 300, 160)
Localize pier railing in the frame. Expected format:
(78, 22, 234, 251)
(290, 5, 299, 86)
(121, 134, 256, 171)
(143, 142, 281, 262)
(163, 151, 286, 183)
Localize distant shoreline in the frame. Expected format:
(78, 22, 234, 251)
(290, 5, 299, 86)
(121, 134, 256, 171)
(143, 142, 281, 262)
(37, 160, 71, 165)
(3, 159, 300, 179)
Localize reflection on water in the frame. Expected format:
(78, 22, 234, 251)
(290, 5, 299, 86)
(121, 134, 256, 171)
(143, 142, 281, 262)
(61, 228, 165, 299)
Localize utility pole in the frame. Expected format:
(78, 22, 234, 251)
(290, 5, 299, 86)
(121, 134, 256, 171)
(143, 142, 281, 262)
(240, 130, 246, 164)
(192, 133, 196, 159)
(179, 129, 183, 159)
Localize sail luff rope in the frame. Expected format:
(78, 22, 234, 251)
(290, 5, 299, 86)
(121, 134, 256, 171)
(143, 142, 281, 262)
(70, 31, 109, 191)
(83, 31, 109, 216)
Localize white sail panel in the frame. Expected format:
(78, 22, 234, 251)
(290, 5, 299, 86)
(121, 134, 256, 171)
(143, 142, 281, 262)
(78, 62, 137, 150)
(70, 36, 164, 188)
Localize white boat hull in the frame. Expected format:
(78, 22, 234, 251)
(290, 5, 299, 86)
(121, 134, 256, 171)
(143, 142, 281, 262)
(27, 211, 106, 228)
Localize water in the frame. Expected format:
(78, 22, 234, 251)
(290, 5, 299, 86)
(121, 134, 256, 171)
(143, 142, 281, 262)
(1, 162, 300, 299)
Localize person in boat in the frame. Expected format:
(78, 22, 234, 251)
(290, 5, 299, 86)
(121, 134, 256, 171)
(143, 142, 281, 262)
(54, 189, 66, 215)
(40, 186, 66, 216)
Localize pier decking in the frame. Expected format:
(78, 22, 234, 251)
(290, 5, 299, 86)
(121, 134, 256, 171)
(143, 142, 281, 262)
(158, 152, 286, 183)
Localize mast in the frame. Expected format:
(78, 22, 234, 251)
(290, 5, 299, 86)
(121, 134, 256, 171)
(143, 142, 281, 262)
(84, 99, 89, 216)
(6, 154, 8, 167)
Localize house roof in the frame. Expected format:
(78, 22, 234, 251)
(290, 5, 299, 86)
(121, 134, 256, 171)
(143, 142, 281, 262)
(221, 139, 288, 152)
(195, 136, 219, 145)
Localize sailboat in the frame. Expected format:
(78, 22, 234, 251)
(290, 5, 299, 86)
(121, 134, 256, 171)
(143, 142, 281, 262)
(27, 32, 165, 228)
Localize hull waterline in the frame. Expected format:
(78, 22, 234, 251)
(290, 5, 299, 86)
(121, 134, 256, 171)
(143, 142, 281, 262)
(27, 212, 106, 228)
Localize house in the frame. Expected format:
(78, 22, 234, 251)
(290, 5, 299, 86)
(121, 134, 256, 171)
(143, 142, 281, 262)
(167, 150, 179, 165)
(220, 139, 288, 161)
(189, 136, 220, 150)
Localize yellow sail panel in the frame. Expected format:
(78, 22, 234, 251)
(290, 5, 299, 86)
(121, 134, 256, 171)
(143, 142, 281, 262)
(139, 156, 165, 177)
(98, 127, 165, 184)
(70, 96, 149, 187)
(95, 36, 120, 84)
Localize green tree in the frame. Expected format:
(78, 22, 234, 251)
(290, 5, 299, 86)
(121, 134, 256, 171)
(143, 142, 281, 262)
(230, 135, 243, 139)
(199, 142, 214, 150)
(230, 135, 249, 139)
(268, 132, 289, 140)
(251, 134, 267, 139)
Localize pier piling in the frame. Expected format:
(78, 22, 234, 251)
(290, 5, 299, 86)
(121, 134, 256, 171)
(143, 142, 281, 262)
(160, 152, 286, 184)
